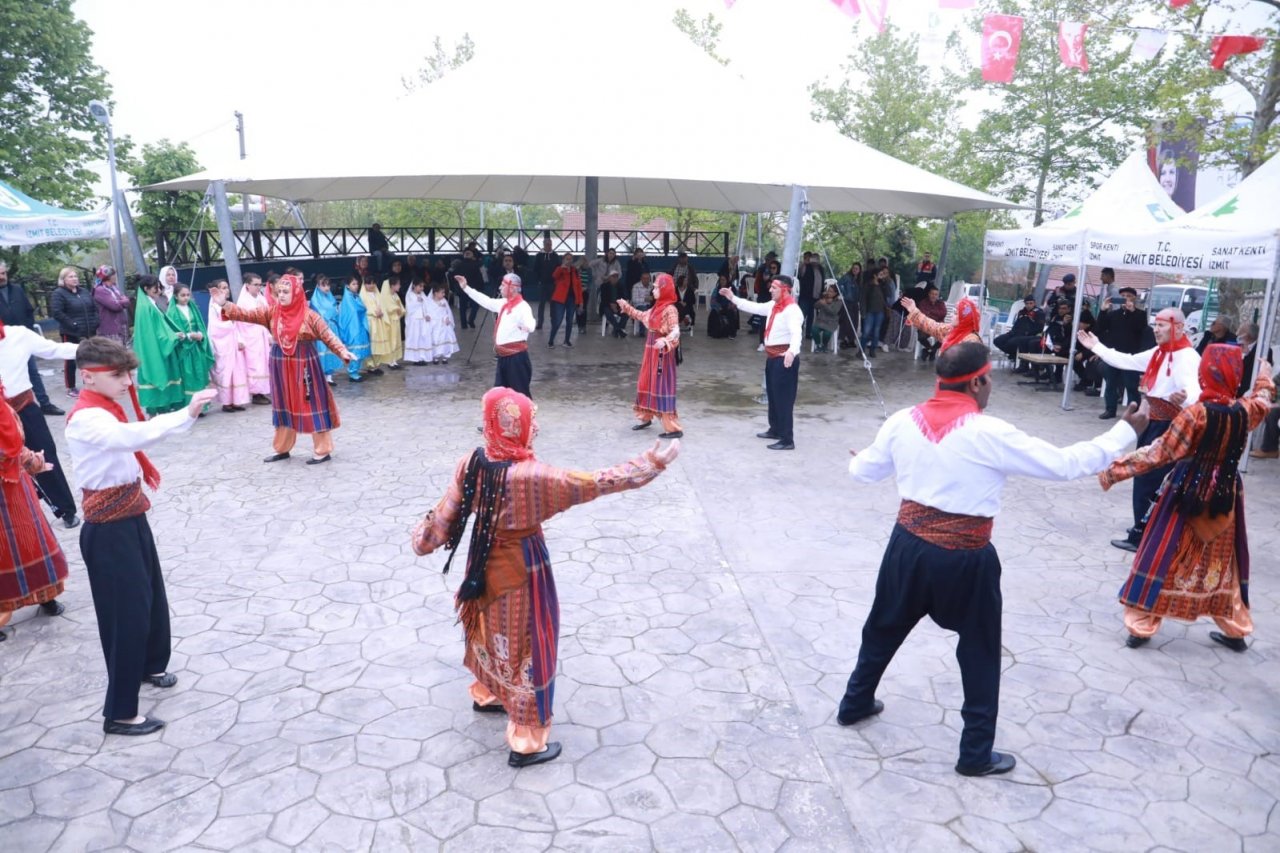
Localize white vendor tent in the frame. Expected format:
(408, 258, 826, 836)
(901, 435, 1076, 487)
(0, 179, 112, 247)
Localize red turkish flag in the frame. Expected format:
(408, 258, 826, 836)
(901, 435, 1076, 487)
(982, 15, 1024, 83)
(1058, 22, 1088, 72)
(1170, 0, 1192, 8)
(1210, 35, 1265, 70)
(830, 0, 861, 18)
(862, 0, 889, 32)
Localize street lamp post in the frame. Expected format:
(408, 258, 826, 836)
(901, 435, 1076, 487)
(87, 100, 126, 278)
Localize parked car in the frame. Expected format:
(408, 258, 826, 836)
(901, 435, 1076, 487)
(1146, 284, 1207, 325)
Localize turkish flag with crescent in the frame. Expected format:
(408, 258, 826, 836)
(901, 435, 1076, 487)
(982, 14, 1024, 83)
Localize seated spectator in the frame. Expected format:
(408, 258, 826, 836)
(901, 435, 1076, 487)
(631, 271, 653, 310)
(994, 295, 1046, 372)
(1196, 316, 1237, 354)
(915, 284, 948, 361)
(675, 274, 697, 330)
(707, 274, 739, 339)
(599, 271, 629, 338)
(811, 283, 841, 352)
(1072, 313, 1103, 395)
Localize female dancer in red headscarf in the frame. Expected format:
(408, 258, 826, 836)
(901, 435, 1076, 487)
(412, 387, 679, 767)
(0, 380, 68, 640)
(899, 295, 983, 353)
(1101, 344, 1274, 651)
(213, 275, 353, 464)
(615, 272, 683, 438)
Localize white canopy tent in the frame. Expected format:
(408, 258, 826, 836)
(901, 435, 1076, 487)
(144, 16, 1015, 291)
(0, 179, 112, 247)
(981, 150, 1187, 409)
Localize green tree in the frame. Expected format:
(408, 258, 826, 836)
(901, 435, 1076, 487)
(0, 0, 120, 272)
(673, 8, 729, 66)
(130, 140, 209, 247)
(402, 34, 475, 92)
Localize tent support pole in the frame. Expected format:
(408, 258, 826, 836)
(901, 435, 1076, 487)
(781, 185, 806, 278)
(212, 181, 244, 300)
(736, 213, 747, 260)
(756, 214, 763, 265)
(1060, 259, 1087, 411)
(936, 218, 956, 295)
(116, 190, 148, 274)
(584, 176, 599, 260)
(1241, 244, 1280, 472)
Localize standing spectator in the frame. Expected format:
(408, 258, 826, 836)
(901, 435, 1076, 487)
(207, 279, 250, 410)
(451, 248, 485, 329)
(624, 247, 650, 291)
(717, 254, 740, 291)
(915, 284, 948, 361)
(50, 266, 99, 397)
(858, 268, 890, 358)
(166, 284, 215, 405)
(1045, 273, 1079, 314)
(353, 255, 372, 284)
(915, 252, 937, 285)
(588, 248, 621, 318)
(531, 237, 559, 331)
(93, 266, 131, 347)
(836, 262, 862, 348)
(236, 274, 274, 404)
(0, 260, 60, 415)
(368, 223, 390, 275)
(133, 276, 185, 416)
(1237, 322, 1271, 397)
(797, 251, 825, 330)
(549, 252, 583, 348)
(1094, 282, 1148, 419)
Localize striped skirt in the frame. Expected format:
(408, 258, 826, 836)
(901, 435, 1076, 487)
(269, 341, 340, 433)
(0, 473, 68, 612)
(635, 333, 678, 416)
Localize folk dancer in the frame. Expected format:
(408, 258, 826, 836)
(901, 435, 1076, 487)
(456, 273, 536, 398)
(720, 275, 804, 449)
(0, 314, 82, 527)
(616, 272, 683, 438)
(1078, 308, 1201, 552)
(412, 387, 678, 767)
(65, 336, 217, 734)
(840, 342, 1144, 776)
(213, 274, 354, 465)
(0, 379, 69, 640)
(1102, 345, 1274, 651)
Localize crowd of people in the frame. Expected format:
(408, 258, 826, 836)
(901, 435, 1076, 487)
(1, 244, 1277, 783)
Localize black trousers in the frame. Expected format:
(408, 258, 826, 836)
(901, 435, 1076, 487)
(16, 400, 76, 517)
(1102, 364, 1141, 413)
(995, 333, 1040, 359)
(494, 351, 532, 399)
(1130, 418, 1173, 536)
(81, 514, 171, 720)
(27, 356, 51, 406)
(840, 526, 1003, 768)
(61, 333, 84, 388)
(765, 355, 799, 443)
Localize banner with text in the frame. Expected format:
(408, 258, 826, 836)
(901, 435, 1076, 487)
(1085, 228, 1278, 279)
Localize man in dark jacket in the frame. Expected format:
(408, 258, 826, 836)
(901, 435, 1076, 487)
(50, 268, 99, 397)
(531, 237, 560, 330)
(450, 248, 485, 328)
(1094, 280, 1149, 419)
(0, 261, 60, 414)
(994, 295, 1045, 370)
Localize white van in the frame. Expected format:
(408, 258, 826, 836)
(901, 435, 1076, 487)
(1146, 284, 1208, 326)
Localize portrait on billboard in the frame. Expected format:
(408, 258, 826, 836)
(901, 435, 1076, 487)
(1148, 121, 1199, 212)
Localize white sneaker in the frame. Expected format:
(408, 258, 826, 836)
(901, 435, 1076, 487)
(757, 343, 765, 352)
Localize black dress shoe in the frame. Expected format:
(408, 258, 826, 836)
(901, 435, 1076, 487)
(658, 431, 683, 439)
(40, 403, 65, 416)
(63, 515, 80, 530)
(767, 440, 795, 450)
(143, 672, 178, 688)
(348, 375, 364, 383)
(103, 717, 166, 736)
(508, 741, 562, 768)
(369, 368, 385, 376)
(955, 751, 1016, 777)
(1110, 538, 1138, 553)
(1085, 389, 1101, 397)
(306, 455, 331, 466)
(756, 431, 779, 440)
(38, 600, 65, 617)
(631, 422, 653, 431)
(1098, 411, 1117, 420)
(251, 394, 272, 405)
(472, 701, 506, 714)
(1209, 631, 1248, 653)
(837, 699, 884, 726)
(263, 452, 291, 463)
(388, 363, 402, 370)
(1125, 634, 1150, 649)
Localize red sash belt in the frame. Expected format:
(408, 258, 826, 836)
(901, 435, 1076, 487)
(1146, 397, 1180, 422)
(764, 344, 789, 359)
(897, 499, 993, 550)
(495, 341, 528, 357)
(82, 480, 150, 523)
(5, 390, 34, 412)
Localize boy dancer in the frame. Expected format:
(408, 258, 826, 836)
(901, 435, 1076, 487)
(65, 337, 216, 734)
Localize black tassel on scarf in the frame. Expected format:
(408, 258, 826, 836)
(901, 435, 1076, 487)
(440, 449, 511, 602)
(1172, 403, 1248, 519)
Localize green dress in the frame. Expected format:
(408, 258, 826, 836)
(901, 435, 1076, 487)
(134, 296, 186, 415)
(167, 299, 215, 402)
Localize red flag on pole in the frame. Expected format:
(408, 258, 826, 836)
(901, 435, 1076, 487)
(1209, 35, 1265, 70)
(862, 0, 889, 32)
(1058, 22, 1089, 72)
(830, 0, 861, 18)
(982, 15, 1024, 83)
(1170, 0, 1192, 8)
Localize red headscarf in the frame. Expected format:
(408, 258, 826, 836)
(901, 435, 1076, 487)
(482, 387, 537, 462)
(649, 273, 678, 320)
(1198, 343, 1244, 405)
(0, 379, 26, 482)
(766, 277, 796, 339)
(1141, 309, 1193, 392)
(271, 274, 309, 356)
(941, 298, 981, 352)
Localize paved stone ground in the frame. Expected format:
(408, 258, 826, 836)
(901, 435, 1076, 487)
(2, 321, 1278, 852)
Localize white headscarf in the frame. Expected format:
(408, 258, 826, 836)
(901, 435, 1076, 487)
(158, 265, 180, 299)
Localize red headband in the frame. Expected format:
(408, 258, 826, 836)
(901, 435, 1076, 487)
(937, 362, 991, 386)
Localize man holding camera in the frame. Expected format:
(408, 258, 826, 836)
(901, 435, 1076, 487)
(1094, 273, 1148, 420)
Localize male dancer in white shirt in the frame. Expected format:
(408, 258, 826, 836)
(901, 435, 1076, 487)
(840, 341, 1146, 777)
(456, 273, 536, 398)
(720, 275, 805, 449)
(1078, 308, 1201, 552)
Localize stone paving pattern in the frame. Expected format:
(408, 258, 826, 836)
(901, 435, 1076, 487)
(1, 324, 1278, 851)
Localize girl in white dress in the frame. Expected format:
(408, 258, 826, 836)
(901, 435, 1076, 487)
(403, 280, 433, 364)
(426, 284, 460, 363)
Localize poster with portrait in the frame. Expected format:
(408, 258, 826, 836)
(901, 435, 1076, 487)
(1148, 121, 1200, 213)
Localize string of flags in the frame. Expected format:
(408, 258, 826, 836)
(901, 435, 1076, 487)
(721, 0, 1272, 82)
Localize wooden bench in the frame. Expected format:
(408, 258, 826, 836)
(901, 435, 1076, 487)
(1016, 352, 1070, 391)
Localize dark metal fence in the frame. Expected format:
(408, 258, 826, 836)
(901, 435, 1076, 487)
(156, 227, 729, 267)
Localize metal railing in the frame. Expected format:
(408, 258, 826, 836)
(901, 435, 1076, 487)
(156, 227, 730, 267)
